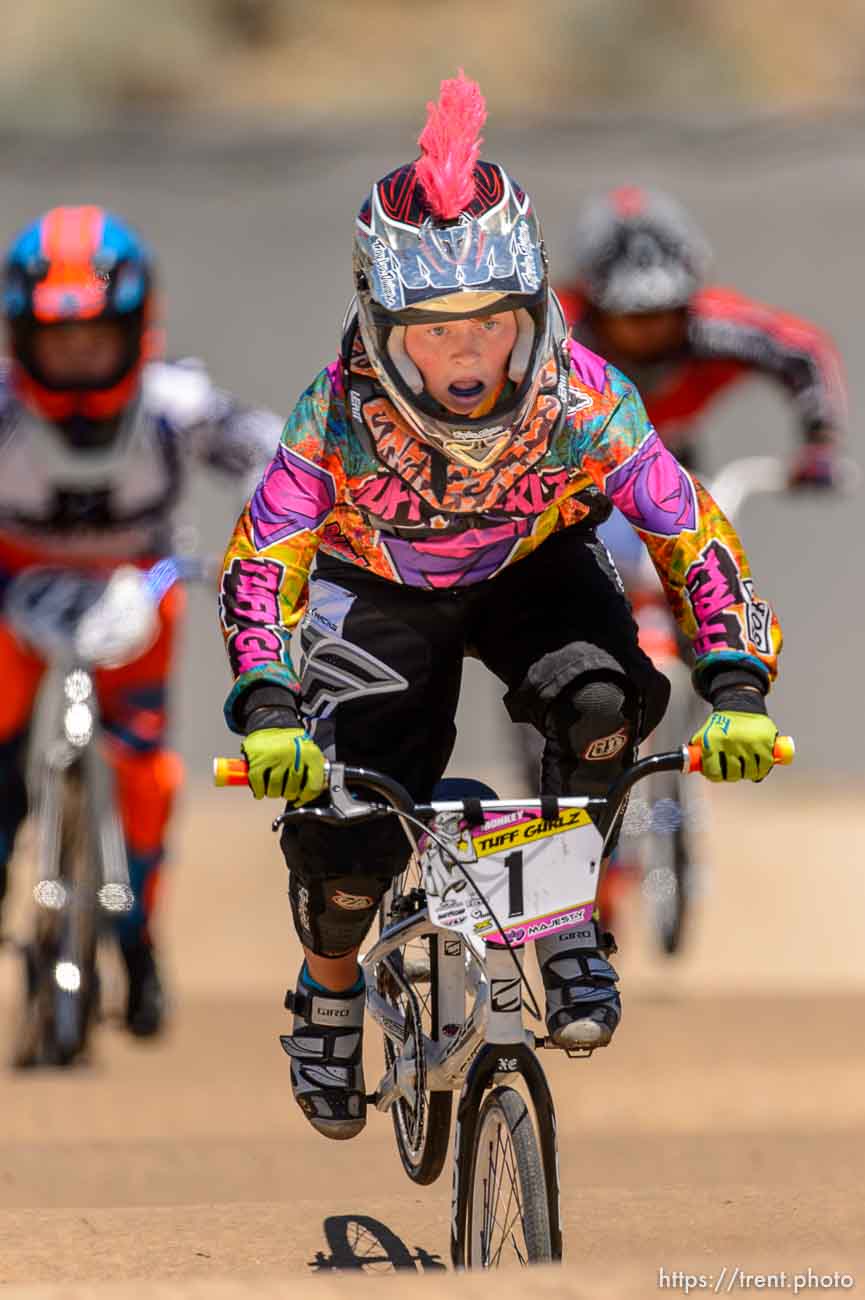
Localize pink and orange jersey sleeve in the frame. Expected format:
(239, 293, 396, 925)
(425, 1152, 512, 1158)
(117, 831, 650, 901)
(220, 365, 345, 730)
(577, 364, 782, 691)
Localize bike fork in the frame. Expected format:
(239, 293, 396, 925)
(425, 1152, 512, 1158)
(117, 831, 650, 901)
(449, 945, 562, 1266)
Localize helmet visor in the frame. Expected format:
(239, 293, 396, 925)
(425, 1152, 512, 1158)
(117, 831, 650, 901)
(361, 202, 545, 314)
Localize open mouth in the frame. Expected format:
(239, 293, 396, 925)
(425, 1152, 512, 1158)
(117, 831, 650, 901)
(447, 380, 485, 404)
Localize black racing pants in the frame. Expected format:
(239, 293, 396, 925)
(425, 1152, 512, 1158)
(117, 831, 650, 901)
(284, 526, 670, 956)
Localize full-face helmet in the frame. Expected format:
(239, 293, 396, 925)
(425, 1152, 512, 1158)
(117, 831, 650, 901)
(571, 186, 711, 315)
(352, 72, 565, 470)
(3, 205, 156, 446)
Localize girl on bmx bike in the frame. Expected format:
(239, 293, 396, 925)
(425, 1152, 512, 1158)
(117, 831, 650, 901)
(217, 72, 784, 1141)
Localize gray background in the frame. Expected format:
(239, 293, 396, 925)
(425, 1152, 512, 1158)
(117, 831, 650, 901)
(5, 114, 859, 778)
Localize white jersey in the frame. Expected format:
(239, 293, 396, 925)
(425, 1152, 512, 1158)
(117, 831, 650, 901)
(0, 358, 282, 566)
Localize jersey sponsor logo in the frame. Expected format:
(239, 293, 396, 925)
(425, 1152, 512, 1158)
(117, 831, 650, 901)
(332, 888, 374, 911)
(220, 556, 288, 676)
(685, 539, 746, 658)
(583, 727, 629, 761)
(559, 366, 594, 413)
(742, 578, 773, 655)
(471, 807, 591, 858)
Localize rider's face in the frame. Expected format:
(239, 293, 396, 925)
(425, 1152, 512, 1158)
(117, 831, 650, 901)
(403, 311, 519, 414)
(596, 309, 687, 363)
(31, 321, 126, 385)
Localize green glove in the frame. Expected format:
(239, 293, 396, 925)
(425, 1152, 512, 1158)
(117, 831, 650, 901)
(691, 711, 778, 783)
(241, 727, 326, 803)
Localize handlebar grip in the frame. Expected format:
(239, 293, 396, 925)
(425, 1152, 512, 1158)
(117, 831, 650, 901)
(213, 757, 249, 787)
(686, 736, 795, 775)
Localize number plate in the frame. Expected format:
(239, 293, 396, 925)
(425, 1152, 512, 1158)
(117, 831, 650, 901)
(424, 806, 604, 947)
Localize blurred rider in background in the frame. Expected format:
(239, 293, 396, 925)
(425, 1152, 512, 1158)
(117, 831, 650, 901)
(553, 186, 847, 926)
(558, 185, 847, 498)
(0, 206, 282, 1037)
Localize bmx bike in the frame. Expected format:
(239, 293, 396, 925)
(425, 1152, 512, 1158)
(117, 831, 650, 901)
(215, 732, 793, 1267)
(4, 555, 205, 1067)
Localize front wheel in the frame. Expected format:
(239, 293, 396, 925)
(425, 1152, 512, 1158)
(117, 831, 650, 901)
(465, 1086, 553, 1268)
(11, 761, 100, 1069)
(11, 930, 98, 1068)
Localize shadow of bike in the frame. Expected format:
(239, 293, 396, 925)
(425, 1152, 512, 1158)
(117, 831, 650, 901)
(309, 1215, 446, 1273)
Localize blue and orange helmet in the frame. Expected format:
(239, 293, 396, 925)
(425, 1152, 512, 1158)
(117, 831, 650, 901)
(3, 205, 157, 432)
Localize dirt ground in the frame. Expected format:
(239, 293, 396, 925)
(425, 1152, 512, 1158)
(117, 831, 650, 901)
(0, 778, 863, 1297)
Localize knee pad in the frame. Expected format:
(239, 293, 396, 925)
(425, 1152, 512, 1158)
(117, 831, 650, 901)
(281, 814, 410, 887)
(550, 672, 634, 765)
(543, 672, 638, 798)
(289, 871, 391, 957)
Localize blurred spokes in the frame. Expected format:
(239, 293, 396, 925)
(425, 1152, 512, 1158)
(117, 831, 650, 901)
(98, 882, 135, 913)
(33, 879, 67, 911)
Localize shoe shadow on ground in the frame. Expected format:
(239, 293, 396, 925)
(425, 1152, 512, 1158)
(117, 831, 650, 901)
(309, 1215, 446, 1273)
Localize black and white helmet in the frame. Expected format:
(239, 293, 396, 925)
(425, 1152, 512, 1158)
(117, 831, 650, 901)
(571, 186, 711, 315)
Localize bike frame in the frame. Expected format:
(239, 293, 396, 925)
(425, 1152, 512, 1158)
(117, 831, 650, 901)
(10, 556, 208, 1057)
(363, 795, 596, 1101)
(32, 663, 131, 917)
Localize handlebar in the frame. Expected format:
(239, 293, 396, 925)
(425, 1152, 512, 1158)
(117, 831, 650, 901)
(212, 736, 795, 827)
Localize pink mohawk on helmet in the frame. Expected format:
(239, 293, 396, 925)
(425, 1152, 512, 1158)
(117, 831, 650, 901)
(416, 69, 487, 221)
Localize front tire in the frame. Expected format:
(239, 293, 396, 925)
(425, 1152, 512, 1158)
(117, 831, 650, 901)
(11, 763, 99, 1069)
(465, 1086, 553, 1268)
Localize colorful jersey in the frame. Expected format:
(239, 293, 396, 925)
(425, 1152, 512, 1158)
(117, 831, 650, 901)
(220, 329, 782, 729)
(557, 283, 847, 459)
(0, 358, 282, 577)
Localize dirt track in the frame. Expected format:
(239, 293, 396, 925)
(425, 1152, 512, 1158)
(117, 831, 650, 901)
(1, 774, 864, 1297)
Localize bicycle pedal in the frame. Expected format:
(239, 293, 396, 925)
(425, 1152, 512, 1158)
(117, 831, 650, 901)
(365, 1091, 381, 1106)
(534, 1034, 595, 1059)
